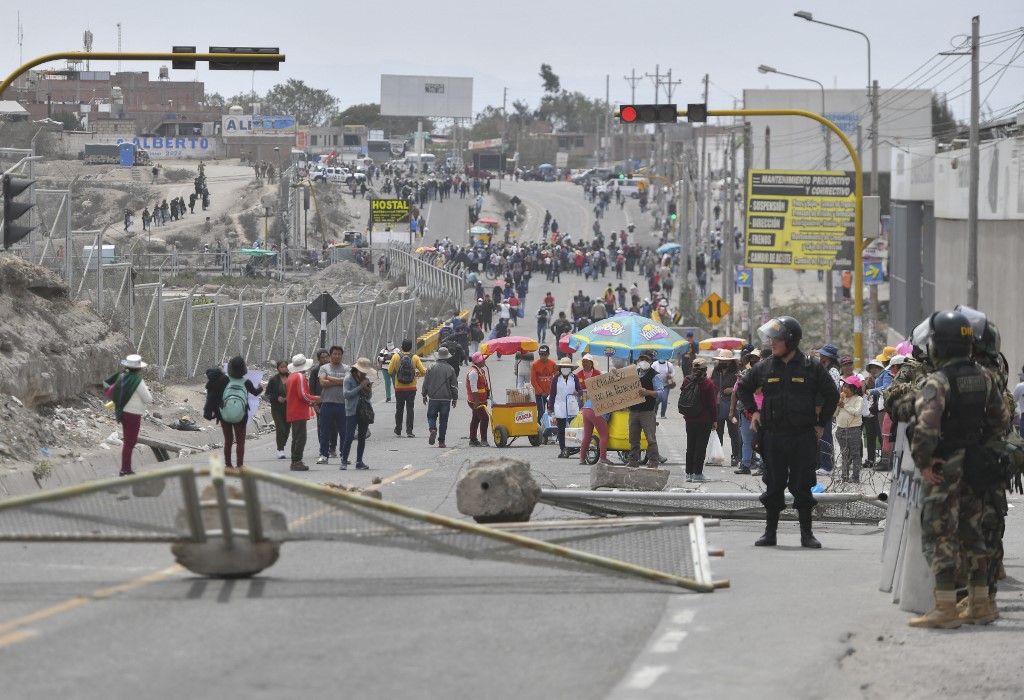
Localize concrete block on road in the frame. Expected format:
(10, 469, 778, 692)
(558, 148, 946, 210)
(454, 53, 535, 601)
(456, 456, 542, 523)
(590, 462, 669, 491)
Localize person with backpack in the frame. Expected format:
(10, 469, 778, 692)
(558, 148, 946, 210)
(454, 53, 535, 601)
(206, 355, 263, 469)
(387, 339, 426, 438)
(536, 305, 550, 343)
(549, 312, 573, 359)
(678, 357, 717, 482)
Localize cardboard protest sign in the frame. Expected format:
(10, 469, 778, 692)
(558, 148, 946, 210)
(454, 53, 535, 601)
(587, 365, 643, 414)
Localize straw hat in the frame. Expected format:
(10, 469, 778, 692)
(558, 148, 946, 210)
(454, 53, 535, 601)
(557, 356, 575, 368)
(714, 348, 736, 361)
(288, 353, 314, 372)
(352, 357, 376, 375)
(121, 354, 147, 369)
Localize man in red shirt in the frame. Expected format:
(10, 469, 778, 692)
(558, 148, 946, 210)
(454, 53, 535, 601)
(531, 345, 558, 421)
(286, 353, 320, 470)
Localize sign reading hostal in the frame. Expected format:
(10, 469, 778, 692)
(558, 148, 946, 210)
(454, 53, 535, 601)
(370, 199, 411, 224)
(745, 170, 856, 271)
(587, 365, 644, 415)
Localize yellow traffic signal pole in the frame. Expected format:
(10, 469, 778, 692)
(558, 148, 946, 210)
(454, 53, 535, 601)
(678, 109, 864, 367)
(0, 51, 286, 97)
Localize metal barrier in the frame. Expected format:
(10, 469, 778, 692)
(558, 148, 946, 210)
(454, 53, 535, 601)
(385, 242, 466, 313)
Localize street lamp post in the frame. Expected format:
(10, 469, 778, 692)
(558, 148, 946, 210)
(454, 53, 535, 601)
(758, 63, 836, 342)
(794, 10, 876, 196)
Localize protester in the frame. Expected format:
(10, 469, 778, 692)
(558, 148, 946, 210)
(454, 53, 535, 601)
(341, 357, 376, 470)
(265, 360, 290, 458)
(531, 345, 557, 421)
(422, 347, 459, 448)
(286, 353, 320, 470)
(388, 339, 426, 438)
(576, 354, 610, 465)
(680, 357, 717, 482)
(627, 351, 664, 468)
(377, 341, 397, 402)
(712, 349, 742, 467)
(548, 357, 582, 458)
(316, 346, 349, 465)
(206, 355, 263, 469)
(105, 354, 153, 477)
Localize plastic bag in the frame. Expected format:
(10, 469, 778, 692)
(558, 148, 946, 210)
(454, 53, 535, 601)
(706, 431, 726, 465)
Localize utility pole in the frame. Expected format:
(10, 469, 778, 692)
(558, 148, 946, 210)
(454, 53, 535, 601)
(967, 15, 980, 307)
(645, 65, 661, 103)
(744, 122, 753, 341)
(605, 74, 610, 166)
(824, 111, 834, 344)
(698, 74, 710, 249)
(624, 69, 643, 165)
(762, 126, 772, 324)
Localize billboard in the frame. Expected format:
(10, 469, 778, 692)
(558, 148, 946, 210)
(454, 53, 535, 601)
(745, 169, 856, 271)
(380, 75, 473, 118)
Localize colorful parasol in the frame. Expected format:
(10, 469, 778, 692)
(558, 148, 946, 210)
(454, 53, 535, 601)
(568, 316, 687, 361)
(558, 332, 576, 355)
(698, 336, 745, 352)
(479, 335, 539, 357)
(477, 218, 499, 225)
(415, 246, 436, 254)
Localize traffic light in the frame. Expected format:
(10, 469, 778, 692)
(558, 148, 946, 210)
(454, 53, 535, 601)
(172, 46, 197, 70)
(3, 175, 36, 250)
(618, 104, 678, 124)
(668, 202, 677, 220)
(687, 103, 709, 123)
(208, 47, 281, 71)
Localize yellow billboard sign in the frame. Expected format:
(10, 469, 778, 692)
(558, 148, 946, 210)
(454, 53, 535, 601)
(370, 199, 411, 224)
(745, 170, 856, 270)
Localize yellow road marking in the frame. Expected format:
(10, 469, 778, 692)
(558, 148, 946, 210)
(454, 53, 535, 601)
(290, 505, 334, 529)
(0, 629, 37, 647)
(0, 597, 89, 636)
(402, 468, 431, 481)
(92, 564, 183, 599)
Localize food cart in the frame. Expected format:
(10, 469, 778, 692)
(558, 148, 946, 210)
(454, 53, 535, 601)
(479, 336, 543, 448)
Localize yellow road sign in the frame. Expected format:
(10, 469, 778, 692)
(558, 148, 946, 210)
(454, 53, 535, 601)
(699, 293, 730, 327)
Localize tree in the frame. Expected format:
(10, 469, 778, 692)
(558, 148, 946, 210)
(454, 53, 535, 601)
(536, 91, 605, 134)
(262, 79, 338, 127)
(330, 103, 433, 136)
(465, 105, 503, 141)
(205, 92, 226, 108)
(932, 91, 958, 143)
(539, 64, 560, 95)
(50, 111, 80, 131)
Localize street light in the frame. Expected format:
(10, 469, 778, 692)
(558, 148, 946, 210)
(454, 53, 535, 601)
(756, 65, 830, 168)
(793, 10, 876, 195)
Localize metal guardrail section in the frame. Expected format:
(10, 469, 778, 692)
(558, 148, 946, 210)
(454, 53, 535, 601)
(386, 242, 466, 313)
(0, 465, 718, 591)
(539, 490, 888, 524)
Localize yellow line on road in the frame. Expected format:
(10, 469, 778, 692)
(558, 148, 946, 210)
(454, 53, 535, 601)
(92, 564, 183, 599)
(0, 597, 89, 636)
(0, 629, 37, 647)
(402, 468, 432, 481)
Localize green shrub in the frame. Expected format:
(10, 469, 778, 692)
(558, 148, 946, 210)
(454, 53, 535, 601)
(162, 168, 195, 183)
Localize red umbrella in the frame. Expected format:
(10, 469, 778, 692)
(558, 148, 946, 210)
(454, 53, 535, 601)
(480, 335, 540, 357)
(698, 336, 745, 352)
(477, 218, 499, 225)
(558, 333, 577, 355)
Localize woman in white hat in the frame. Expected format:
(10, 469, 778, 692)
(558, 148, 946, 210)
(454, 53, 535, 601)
(713, 348, 742, 468)
(576, 354, 611, 465)
(341, 357, 376, 470)
(285, 353, 321, 471)
(104, 354, 153, 476)
(548, 356, 582, 458)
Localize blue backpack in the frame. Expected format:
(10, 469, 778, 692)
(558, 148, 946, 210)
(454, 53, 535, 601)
(220, 376, 249, 424)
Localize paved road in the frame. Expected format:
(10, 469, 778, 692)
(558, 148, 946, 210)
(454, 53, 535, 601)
(0, 180, 1018, 699)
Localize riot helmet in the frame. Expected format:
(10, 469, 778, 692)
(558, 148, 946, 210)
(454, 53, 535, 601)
(953, 304, 988, 339)
(926, 310, 974, 360)
(757, 316, 802, 352)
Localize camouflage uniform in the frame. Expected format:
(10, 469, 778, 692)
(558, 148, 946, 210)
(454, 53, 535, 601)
(975, 358, 1014, 595)
(885, 359, 932, 424)
(912, 358, 1011, 590)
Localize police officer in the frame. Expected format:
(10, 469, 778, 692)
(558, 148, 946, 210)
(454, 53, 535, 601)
(907, 310, 1010, 629)
(736, 316, 839, 548)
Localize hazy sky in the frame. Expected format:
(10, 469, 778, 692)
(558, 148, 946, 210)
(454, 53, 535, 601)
(6, 0, 1022, 124)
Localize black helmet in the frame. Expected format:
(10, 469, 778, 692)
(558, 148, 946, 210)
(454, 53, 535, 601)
(928, 310, 973, 359)
(757, 316, 802, 352)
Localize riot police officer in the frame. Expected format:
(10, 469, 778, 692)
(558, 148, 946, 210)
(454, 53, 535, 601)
(736, 316, 839, 548)
(907, 310, 1010, 629)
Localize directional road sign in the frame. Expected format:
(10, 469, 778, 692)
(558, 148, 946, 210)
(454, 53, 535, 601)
(307, 292, 343, 324)
(735, 267, 752, 288)
(699, 292, 730, 327)
(864, 260, 885, 285)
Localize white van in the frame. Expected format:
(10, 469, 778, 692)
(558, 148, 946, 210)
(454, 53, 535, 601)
(405, 153, 436, 172)
(599, 177, 649, 198)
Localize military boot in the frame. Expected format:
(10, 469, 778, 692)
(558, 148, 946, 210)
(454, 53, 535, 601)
(908, 590, 962, 629)
(798, 510, 821, 549)
(959, 586, 998, 625)
(755, 511, 779, 547)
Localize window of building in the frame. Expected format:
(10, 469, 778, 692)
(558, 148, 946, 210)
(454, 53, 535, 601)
(575, 136, 584, 148)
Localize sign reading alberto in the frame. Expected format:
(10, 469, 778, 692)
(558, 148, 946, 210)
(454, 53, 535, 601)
(745, 170, 856, 271)
(370, 199, 411, 224)
(587, 365, 644, 415)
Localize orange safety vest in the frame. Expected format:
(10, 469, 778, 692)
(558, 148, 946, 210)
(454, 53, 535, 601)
(465, 366, 489, 403)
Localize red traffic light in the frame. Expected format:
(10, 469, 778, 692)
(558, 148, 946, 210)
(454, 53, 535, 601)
(618, 104, 677, 124)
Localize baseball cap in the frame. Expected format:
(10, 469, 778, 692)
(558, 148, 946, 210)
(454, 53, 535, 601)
(538, 345, 550, 354)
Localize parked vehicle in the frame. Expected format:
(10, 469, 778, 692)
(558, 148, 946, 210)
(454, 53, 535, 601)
(83, 142, 151, 166)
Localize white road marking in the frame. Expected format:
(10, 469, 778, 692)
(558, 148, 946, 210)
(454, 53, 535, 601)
(651, 630, 688, 653)
(671, 609, 697, 625)
(626, 666, 669, 690)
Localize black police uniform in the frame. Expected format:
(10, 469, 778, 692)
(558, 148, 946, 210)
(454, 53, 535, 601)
(737, 352, 839, 517)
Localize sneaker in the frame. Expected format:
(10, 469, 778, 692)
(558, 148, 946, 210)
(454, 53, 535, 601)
(815, 468, 832, 476)
(277, 450, 286, 459)
(429, 429, 437, 445)
(407, 432, 415, 438)
(290, 462, 309, 471)
(469, 439, 482, 447)
(316, 455, 328, 465)
(734, 466, 752, 475)
(438, 441, 447, 448)
(691, 473, 709, 482)
(355, 462, 370, 470)
(685, 473, 692, 482)
(394, 427, 402, 437)
(598, 458, 615, 467)
(751, 468, 764, 477)
(329, 452, 337, 458)
(480, 440, 490, 447)
(119, 470, 135, 477)
(340, 462, 349, 470)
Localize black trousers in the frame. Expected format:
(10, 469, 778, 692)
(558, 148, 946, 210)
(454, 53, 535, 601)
(716, 416, 742, 463)
(760, 429, 817, 513)
(863, 414, 881, 462)
(395, 391, 415, 434)
(685, 421, 714, 475)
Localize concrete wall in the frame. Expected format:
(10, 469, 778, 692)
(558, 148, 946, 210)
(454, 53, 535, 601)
(934, 217, 1024, 376)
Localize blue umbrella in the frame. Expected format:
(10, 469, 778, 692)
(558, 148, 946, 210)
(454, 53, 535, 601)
(656, 242, 681, 254)
(568, 316, 688, 361)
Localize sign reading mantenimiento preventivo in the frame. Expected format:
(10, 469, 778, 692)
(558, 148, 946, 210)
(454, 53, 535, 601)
(745, 170, 856, 271)
(587, 365, 644, 415)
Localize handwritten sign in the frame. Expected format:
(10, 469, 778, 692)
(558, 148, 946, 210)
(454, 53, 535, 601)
(587, 365, 644, 414)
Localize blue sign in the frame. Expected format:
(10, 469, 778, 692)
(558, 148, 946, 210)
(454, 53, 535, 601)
(735, 267, 753, 288)
(864, 261, 884, 284)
